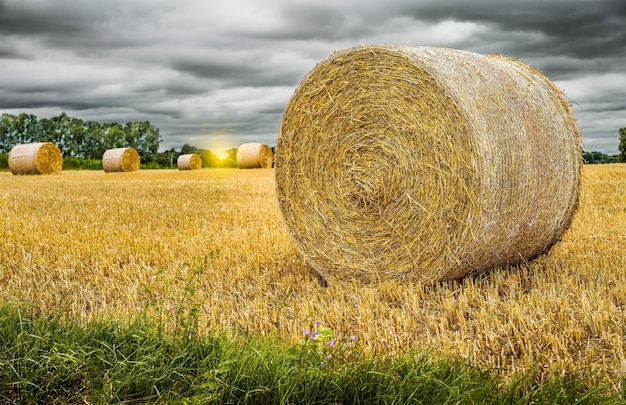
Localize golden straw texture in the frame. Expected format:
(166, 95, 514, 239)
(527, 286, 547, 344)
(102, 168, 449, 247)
(102, 147, 140, 173)
(177, 153, 202, 170)
(8, 142, 63, 175)
(236, 142, 274, 168)
(275, 45, 581, 284)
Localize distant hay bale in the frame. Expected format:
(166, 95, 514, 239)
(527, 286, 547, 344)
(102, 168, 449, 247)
(275, 45, 581, 284)
(177, 153, 202, 170)
(8, 142, 63, 175)
(102, 147, 140, 173)
(236, 143, 273, 168)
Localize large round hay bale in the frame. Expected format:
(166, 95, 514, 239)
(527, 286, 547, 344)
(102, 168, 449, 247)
(275, 45, 581, 284)
(236, 143, 273, 168)
(8, 142, 63, 175)
(102, 147, 140, 173)
(177, 153, 202, 170)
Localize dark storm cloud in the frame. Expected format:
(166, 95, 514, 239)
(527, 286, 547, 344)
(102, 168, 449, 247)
(0, 94, 97, 111)
(171, 57, 302, 87)
(279, 4, 348, 39)
(0, 1, 86, 37)
(399, 0, 626, 59)
(133, 80, 208, 97)
(0, 0, 624, 153)
(0, 44, 22, 59)
(0, 0, 164, 54)
(258, 3, 371, 41)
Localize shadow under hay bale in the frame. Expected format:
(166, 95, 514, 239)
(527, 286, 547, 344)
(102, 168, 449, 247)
(102, 148, 140, 173)
(236, 143, 273, 169)
(8, 142, 63, 175)
(275, 45, 581, 284)
(177, 153, 202, 170)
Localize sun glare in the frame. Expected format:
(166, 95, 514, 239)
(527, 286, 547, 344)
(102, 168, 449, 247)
(213, 149, 229, 161)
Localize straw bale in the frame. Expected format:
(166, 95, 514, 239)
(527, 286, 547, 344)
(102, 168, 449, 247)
(275, 45, 581, 284)
(8, 142, 63, 175)
(236, 143, 273, 168)
(177, 153, 202, 170)
(102, 147, 140, 173)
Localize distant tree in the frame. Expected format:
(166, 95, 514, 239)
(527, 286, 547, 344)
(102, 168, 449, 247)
(582, 150, 618, 164)
(199, 149, 222, 167)
(10, 113, 38, 146)
(0, 152, 8, 169)
(0, 114, 15, 153)
(180, 144, 198, 155)
(104, 123, 127, 150)
(0, 112, 163, 163)
(220, 148, 237, 168)
(124, 121, 161, 163)
(86, 120, 107, 159)
(155, 148, 180, 167)
(619, 127, 626, 163)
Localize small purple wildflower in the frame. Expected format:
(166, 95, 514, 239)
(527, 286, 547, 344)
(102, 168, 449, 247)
(327, 354, 333, 360)
(314, 320, 321, 326)
(310, 331, 319, 340)
(320, 362, 325, 367)
(350, 336, 357, 342)
(304, 329, 310, 336)
(328, 339, 334, 347)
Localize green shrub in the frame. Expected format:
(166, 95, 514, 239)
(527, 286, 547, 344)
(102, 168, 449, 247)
(62, 157, 103, 170)
(0, 153, 8, 170)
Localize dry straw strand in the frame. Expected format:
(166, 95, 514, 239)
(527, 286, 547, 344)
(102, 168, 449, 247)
(236, 143, 274, 169)
(102, 147, 140, 173)
(275, 45, 581, 284)
(177, 153, 202, 170)
(8, 142, 63, 175)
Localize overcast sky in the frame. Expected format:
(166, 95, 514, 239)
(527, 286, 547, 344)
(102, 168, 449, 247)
(1, 0, 624, 155)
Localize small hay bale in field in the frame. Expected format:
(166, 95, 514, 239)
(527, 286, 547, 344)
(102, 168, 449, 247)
(275, 45, 581, 284)
(177, 153, 202, 170)
(102, 147, 140, 173)
(8, 142, 63, 175)
(236, 143, 273, 168)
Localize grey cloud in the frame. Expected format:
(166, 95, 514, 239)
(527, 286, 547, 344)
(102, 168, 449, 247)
(0, 94, 96, 111)
(399, 0, 626, 59)
(532, 56, 622, 80)
(235, 3, 373, 42)
(0, 1, 86, 37)
(274, 4, 363, 41)
(0, 0, 164, 54)
(282, 4, 346, 32)
(132, 78, 210, 97)
(0, 39, 25, 59)
(0, 0, 624, 154)
(171, 55, 304, 88)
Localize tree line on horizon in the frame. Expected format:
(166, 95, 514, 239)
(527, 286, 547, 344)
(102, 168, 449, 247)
(0, 112, 160, 162)
(582, 127, 625, 164)
(0, 112, 237, 169)
(0, 113, 624, 169)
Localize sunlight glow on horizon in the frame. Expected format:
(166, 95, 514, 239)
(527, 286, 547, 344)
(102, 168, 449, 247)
(213, 149, 230, 160)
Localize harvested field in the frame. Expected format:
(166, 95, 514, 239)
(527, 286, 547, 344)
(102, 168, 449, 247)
(0, 165, 625, 381)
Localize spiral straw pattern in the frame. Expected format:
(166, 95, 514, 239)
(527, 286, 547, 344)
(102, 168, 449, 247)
(276, 45, 581, 284)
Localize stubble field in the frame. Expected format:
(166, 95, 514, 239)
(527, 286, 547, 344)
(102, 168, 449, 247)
(1, 164, 625, 383)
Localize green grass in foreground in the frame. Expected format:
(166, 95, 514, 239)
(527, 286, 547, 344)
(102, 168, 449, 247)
(0, 304, 622, 404)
